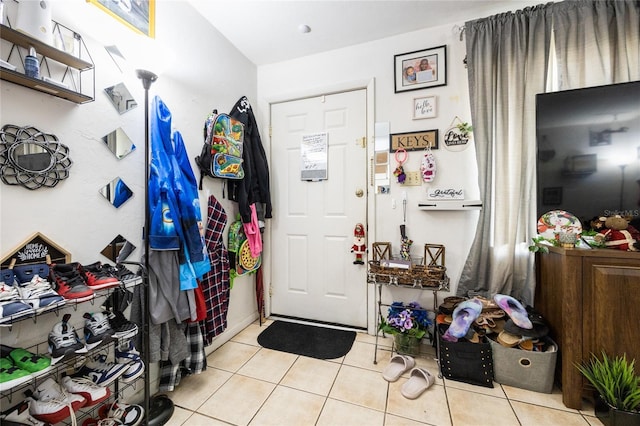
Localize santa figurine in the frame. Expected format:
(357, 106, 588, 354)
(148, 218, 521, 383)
(351, 223, 367, 265)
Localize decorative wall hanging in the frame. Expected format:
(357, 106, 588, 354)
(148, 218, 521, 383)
(101, 127, 137, 159)
(0, 232, 71, 269)
(413, 95, 437, 119)
(104, 82, 138, 114)
(444, 116, 472, 152)
(394, 45, 447, 93)
(101, 234, 136, 262)
(99, 176, 134, 208)
(88, 0, 155, 38)
(390, 130, 438, 152)
(427, 188, 465, 200)
(0, 124, 72, 190)
(420, 147, 436, 182)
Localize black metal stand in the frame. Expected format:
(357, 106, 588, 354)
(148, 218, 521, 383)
(136, 68, 174, 425)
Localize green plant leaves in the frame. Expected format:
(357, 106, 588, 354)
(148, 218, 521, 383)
(576, 352, 640, 412)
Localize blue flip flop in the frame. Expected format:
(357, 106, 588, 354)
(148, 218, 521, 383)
(493, 294, 533, 329)
(442, 299, 482, 341)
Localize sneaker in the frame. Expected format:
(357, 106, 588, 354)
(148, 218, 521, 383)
(110, 264, 142, 287)
(0, 399, 47, 426)
(1, 344, 52, 377)
(83, 417, 123, 426)
(80, 262, 120, 290)
(0, 273, 34, 324)
(61, 375, 111, 406)
(0, 356, 32, 392)
(99, 401, 144, 426)
(16, 274, 66, 314)
(48, 313, 88, 364)
(107, 310, 138, 340)
(84, 312, 115, 350)
(74, 354, 128, 387)
(49, 263, 94, 302)
(115, 341, 144, 383)
(29, 377, 86, 424)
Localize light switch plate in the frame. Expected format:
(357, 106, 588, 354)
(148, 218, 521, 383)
(404, 171, 422, 186)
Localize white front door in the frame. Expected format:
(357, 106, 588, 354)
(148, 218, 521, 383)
(270, 89, 368, 328)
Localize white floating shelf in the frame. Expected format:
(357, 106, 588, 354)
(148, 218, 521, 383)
(418, 200, 483, 210)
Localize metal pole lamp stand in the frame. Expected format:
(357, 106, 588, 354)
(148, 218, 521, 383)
(136, 68, 175, 425)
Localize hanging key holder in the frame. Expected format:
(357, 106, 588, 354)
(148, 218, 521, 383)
(393, 148, 408, 184)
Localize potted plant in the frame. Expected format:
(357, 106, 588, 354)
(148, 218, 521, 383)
(576, 352, 640, 426)
(379, 301, 432, 356)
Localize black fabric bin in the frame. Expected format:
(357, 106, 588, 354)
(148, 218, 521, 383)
(437, 323, 494, 388)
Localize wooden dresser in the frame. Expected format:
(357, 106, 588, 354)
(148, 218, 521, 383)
(534, 246, 640, 410)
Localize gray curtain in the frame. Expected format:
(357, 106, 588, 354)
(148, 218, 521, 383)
(553, 0, 640, 90)
(457, 0, 640, 304)
(457, 4, 553, 304)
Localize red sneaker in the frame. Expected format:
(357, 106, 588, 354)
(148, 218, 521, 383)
(49, 263, 94, 302)
(80, 262, 120, 290)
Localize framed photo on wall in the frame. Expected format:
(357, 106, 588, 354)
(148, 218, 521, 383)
(394, 45, 447, 93)
(87, 0, 156, 38)
(413, 95, 437, 119)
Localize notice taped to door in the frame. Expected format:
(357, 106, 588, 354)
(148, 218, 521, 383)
(301, 132, 328, 181)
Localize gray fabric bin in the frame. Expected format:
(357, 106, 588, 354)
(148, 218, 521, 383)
(489, 337, 557, 393)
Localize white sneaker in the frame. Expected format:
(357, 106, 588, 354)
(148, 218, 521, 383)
(30, 377, 86, 424)
(17, 275, 66, 314)
(115, 341, 145, 383)
(101, 401, 144, 426)
(61, 375, 111, 406)
(74, 354, 128, 387)
(48, 313, 89, 364)
(0, 281, 34, 324)
(0, 397, 46, 426)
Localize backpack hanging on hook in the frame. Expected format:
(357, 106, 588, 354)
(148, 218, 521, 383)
(195, 110, 245, 189)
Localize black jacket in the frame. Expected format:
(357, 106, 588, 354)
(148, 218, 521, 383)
(228, 96, 272, 223)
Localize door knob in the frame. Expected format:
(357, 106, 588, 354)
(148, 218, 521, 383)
(355, 189, 364, 197)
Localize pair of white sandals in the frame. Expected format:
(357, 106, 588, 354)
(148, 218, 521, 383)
(382, 354, 435, 399)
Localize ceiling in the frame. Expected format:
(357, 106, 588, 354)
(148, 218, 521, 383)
(186, 0, 541, 66)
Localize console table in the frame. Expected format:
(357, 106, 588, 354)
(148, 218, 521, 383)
(534, 246, 640, 409)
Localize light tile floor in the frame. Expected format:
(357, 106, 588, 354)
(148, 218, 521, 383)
(164, 319, 603, 426)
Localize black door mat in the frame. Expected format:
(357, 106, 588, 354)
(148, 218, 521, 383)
(257, 320, 356, 359)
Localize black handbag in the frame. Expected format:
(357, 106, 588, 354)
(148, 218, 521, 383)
(438, 324, 494, 387)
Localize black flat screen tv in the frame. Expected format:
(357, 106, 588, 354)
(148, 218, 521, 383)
(536, 81, 640, 228)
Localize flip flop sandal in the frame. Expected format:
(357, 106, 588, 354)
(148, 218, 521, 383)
(401, 367, 435, 399)
(519, 339, 534, 351)
(472, 296, 499, 311)
(504, 318, 549, 339)
(491, 318, 506, 334)
(382, 354, 415, 382)
(474, 316, 496, 328)
(493, 294, 533, 329)
(465, 330, 480, 343)
(438, 296, 465, 314)
(436, 314, 448, 324)
(443, 299, 482, 339)
(497, 330, 521, 347)
(483, 309, 506, 319)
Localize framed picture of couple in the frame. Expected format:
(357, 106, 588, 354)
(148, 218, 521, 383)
(394, 45, 447, 93)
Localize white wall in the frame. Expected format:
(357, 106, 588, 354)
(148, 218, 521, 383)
(0, 0, 260, 391)
(256, 23, 482, 315)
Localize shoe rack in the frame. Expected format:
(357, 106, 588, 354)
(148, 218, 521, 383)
(0, 264, 144, 425)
